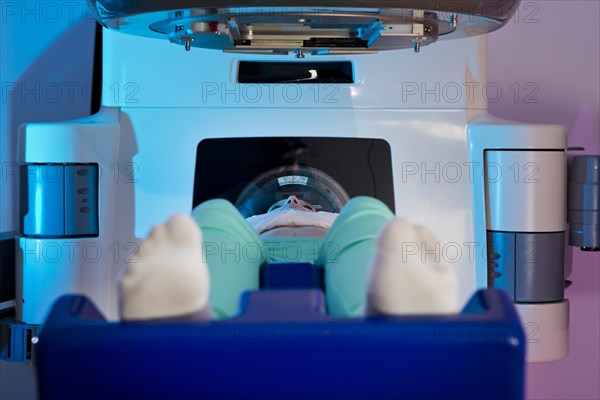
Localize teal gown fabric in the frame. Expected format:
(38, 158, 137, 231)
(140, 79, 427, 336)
(191, 196, 394, 319)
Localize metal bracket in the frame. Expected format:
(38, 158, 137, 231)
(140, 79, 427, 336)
(0, 318, 40, 362)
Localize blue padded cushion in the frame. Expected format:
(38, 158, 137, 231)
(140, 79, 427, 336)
(260, 262, 325, 290)
(37, 289, 524, 399)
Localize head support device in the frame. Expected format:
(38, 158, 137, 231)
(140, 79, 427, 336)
(236, 165, 350, 217)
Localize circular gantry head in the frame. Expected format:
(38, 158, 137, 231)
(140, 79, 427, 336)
(89, 0, 519, 54)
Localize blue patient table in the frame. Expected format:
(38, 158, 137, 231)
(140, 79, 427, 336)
(37, 270, 525, 399)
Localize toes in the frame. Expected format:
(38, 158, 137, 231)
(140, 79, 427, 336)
(136, 236, 156, 261)
(414, 225, 439, 252)
(367, 218, 459, 316)
(134, 224, 168, 262)
(166, 213, 202, 246)
(148, 224, 167, 241)
(376, 218, 418, 254)
(120, 213, 210, 321)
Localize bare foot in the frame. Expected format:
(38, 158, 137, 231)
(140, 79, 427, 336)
(120, 214, 211, 320)
(367, 218, 459, 315)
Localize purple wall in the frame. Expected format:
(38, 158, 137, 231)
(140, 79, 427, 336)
(488, 2, 600, 399)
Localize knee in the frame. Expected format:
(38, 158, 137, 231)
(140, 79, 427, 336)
(336, 197, 394, 224)
(191, 199, 238, 224)
(342, 196, 391, 215)
(192, 198, 236, 214)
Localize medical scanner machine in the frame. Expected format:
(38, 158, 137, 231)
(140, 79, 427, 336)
(2, 0, 599, 398)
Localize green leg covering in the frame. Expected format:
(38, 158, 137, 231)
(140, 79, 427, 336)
(319, 196, 394, 317)
(191, 199, 266, 319)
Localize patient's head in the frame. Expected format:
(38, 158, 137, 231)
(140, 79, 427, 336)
(267, 195, 316, 213)
(247, 195, 337, 238)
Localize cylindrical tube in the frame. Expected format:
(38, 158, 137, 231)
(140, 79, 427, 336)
(568, 155, 600, 251)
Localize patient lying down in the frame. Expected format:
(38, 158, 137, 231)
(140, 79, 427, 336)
(119, 196, 459, 321)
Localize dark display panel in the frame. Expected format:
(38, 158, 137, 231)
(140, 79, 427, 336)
(193, 137, 394, 213)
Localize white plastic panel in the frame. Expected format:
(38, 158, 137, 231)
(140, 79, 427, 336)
(16, 237, 106, 324)
(516, 301, 569, 363)
(101, 29, 488, 110)
(467, 116, 567, 288)
(485, 150, 566, 232)
(17, 109, 124, 323)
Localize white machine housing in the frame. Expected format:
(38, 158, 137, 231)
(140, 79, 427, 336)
(17, 26, 568, 361)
